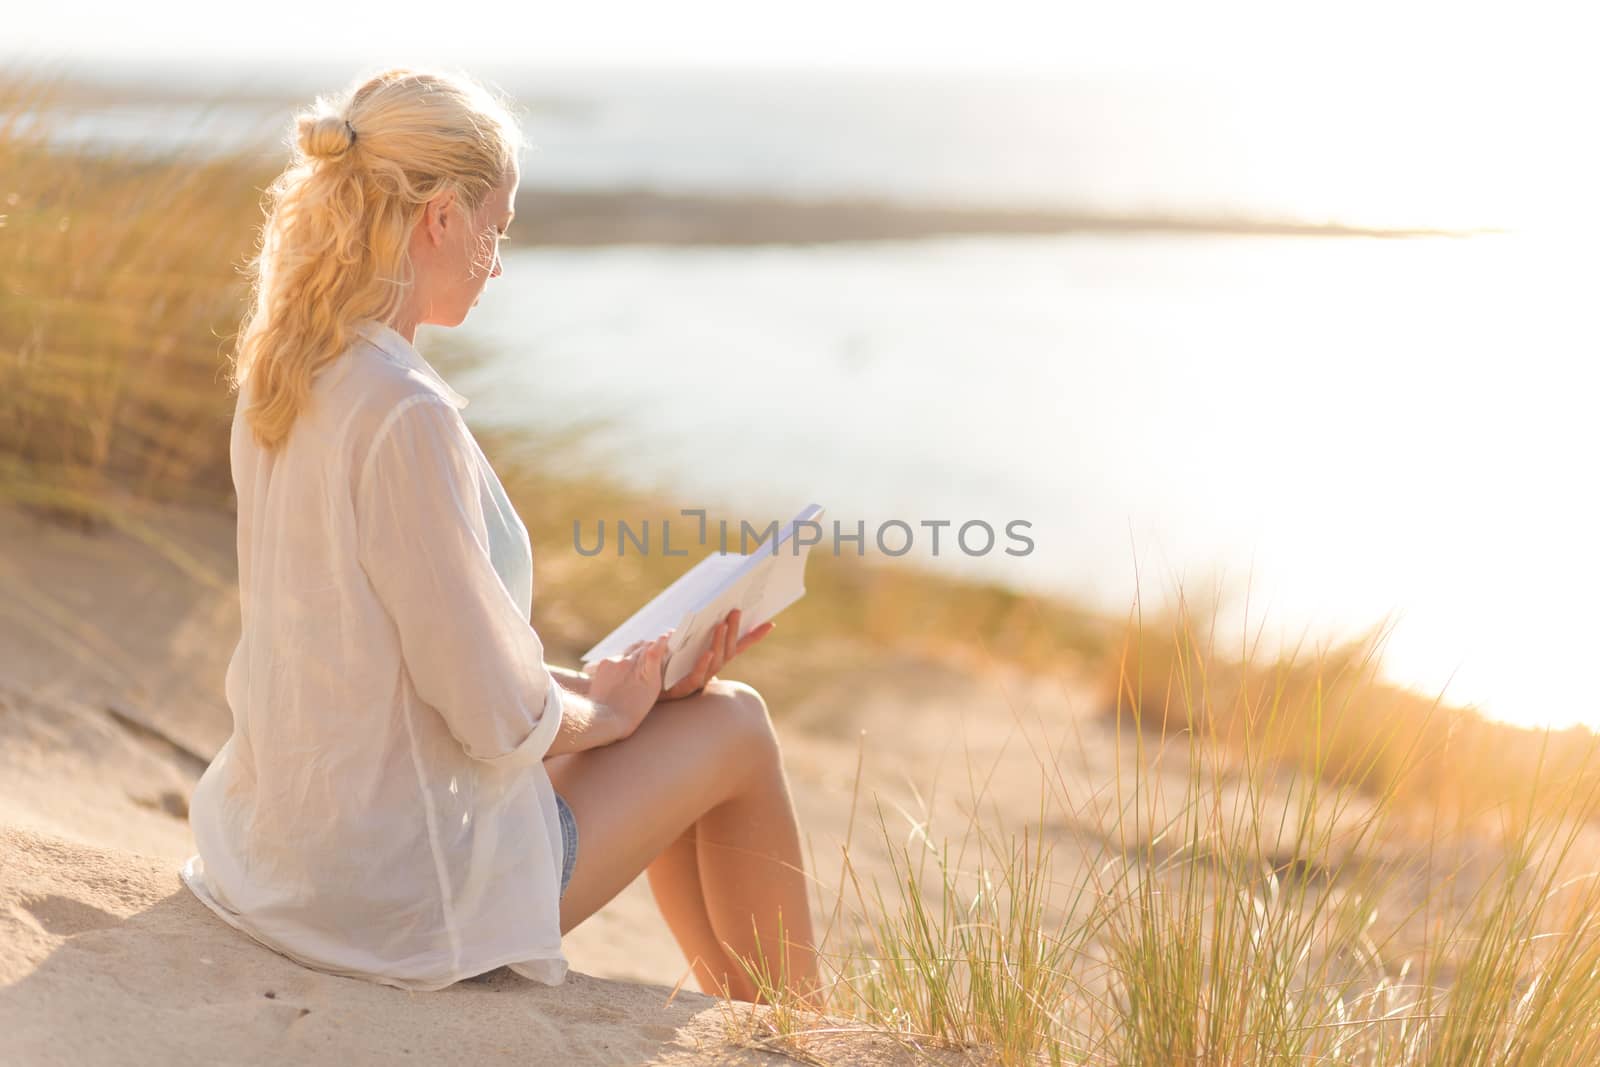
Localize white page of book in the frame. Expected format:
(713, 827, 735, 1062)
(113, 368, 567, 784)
(580, 504, 823, 689)
(655, 544, 813, 689)
(580, 550, 748, 663)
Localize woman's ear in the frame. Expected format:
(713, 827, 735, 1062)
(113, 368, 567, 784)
(422, 189, 457, 247)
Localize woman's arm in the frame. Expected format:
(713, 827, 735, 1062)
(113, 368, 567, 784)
(543, 636, 669, 757)
(544, 665, 615, 755)
(547, 664, 590, 695)
(542, 688, 615, 758)
(544, 664, 613, 755)
(357, 397, 563, 770)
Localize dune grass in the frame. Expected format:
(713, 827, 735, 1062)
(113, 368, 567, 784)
(719, 600, 1600, 1065)
(0, 77, 268, 531)
(1106, 590, 1600, 834)
(10, 78, 1600, 1065)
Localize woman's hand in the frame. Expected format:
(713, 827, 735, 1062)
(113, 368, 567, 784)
(585, 633, 670, 741)
(660, 608, 775, 702)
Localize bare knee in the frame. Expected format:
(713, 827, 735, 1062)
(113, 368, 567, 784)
(702, 679, 781, 776)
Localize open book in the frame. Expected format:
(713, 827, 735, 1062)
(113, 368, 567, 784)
(580, 504, 824, 690)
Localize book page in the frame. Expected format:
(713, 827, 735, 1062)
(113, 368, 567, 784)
(579, 550, 748, 663)
(657, 543, 813, 689)
(580, 504, 823, 689)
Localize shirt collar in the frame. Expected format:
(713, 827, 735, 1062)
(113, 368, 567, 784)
(353, 319, 470, 410)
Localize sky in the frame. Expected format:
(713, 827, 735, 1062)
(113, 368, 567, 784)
(13, 0, 1592, 235)
(5, 0, 1592, 77)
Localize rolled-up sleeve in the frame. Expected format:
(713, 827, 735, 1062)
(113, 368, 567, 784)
(355, 394, 563, 770)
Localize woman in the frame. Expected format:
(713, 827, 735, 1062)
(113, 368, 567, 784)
(179, 68, 818, 1004)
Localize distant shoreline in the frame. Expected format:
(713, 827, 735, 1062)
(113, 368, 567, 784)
(514, 187, 1495, 246)
(14, 112, 1495, 246)
(13, 93, 1494, 246)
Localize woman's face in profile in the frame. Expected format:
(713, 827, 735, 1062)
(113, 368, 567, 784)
(415, 161, 519, 329)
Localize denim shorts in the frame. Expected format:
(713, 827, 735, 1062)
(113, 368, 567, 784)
(554, 790, 579, 898)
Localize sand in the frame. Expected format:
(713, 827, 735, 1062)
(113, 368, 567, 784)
(0, 495, 1112, 1064)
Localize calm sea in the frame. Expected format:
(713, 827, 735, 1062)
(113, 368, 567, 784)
(453, 230, 1596, 731)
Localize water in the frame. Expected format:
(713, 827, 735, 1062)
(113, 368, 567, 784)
(498, 66, 1595, 233)
(449, 231, 1599, 731)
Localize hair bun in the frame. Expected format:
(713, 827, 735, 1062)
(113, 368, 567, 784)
(297, 113, 356, 160)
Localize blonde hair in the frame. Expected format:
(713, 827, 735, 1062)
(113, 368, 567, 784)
(230, 68, 523, 450)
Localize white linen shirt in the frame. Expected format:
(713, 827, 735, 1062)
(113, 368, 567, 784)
(180, 319, 569, 991)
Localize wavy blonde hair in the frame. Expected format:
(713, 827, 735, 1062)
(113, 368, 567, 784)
(230, 68, 523, 450)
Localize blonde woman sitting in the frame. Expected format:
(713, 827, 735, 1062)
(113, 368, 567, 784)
(179, 68, 818, 1004)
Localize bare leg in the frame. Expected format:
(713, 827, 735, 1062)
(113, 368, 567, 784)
(551, 665, 733, 975)
(644, 824, 742, 995)
(545, 680, 818, 1002)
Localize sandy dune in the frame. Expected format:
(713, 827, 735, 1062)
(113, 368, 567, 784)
(1, 824, 788, 1066)
(0, 497, 1111, 1064)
